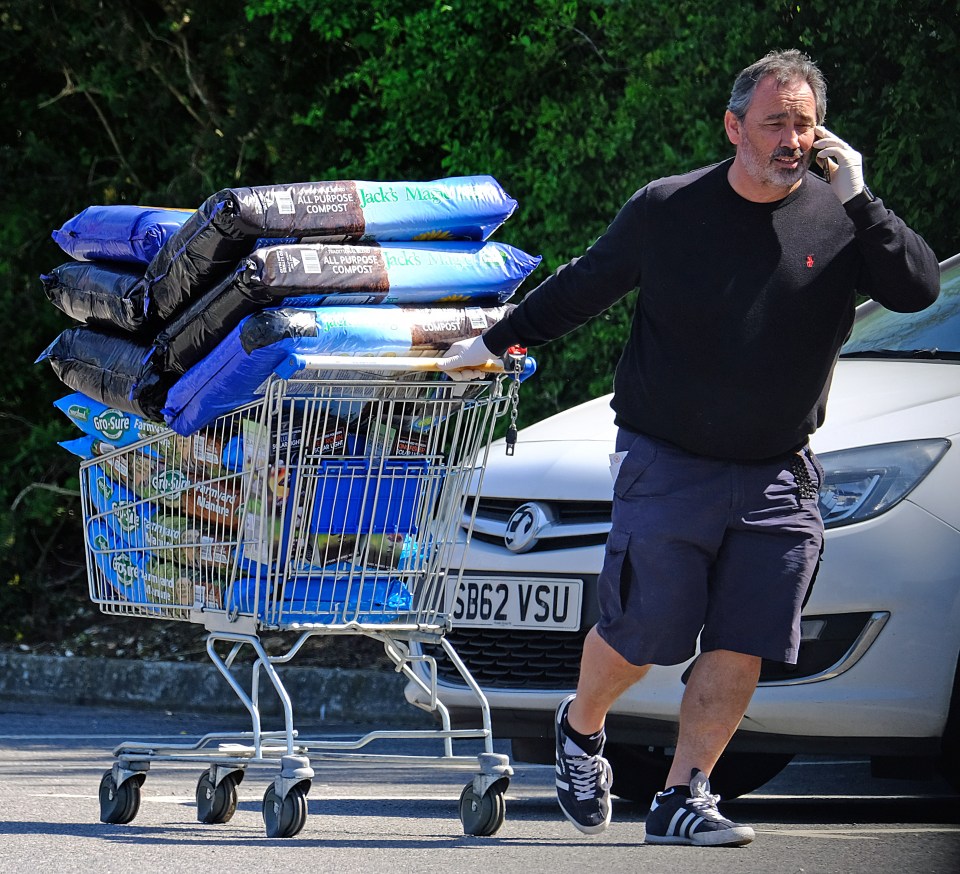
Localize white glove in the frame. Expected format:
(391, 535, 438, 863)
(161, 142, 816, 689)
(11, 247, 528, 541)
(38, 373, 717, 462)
(814, 126, 866, 204)
(435, 334, 498, 381)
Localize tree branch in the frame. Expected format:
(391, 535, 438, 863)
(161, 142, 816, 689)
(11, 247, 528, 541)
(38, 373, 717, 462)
(37, 66, 79, 109)
(37, 66, 143, 187)
(139, 16, 223, 129)
(568, 26, 607, 65)
(10, 483, 81, 513)
(81, 89, 143, 188)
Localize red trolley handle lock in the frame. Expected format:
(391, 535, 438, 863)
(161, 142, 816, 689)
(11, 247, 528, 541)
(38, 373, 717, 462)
(503, 345, 528, 374)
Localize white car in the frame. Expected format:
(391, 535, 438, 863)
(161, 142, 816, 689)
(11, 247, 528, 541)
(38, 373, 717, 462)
(407, 252, 960, 800)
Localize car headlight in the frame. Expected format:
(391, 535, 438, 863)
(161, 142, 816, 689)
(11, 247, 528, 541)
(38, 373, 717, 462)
(817, 438, 950, 528)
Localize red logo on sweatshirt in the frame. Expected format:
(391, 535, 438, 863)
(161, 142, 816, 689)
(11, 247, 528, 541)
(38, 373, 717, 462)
(806, 255, 815, 268)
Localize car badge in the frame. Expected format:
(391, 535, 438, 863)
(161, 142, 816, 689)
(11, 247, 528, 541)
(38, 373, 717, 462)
(504, 501, 555, 554)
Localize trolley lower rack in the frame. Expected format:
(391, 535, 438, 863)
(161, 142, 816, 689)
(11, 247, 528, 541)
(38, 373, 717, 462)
(99, 626, 513, 837)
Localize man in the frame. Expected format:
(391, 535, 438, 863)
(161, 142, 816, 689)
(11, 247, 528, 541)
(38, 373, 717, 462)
(437, 49, 939, 846)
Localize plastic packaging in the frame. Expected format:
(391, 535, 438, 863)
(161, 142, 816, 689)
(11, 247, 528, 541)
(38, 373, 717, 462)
(37, 327, 173, 421)
(162, 303, 514, 435)
(142, 176, 519, 322)
(40, 262, 149, 334)
(51, 205, 194, 264)
(147, 240, 537, 378)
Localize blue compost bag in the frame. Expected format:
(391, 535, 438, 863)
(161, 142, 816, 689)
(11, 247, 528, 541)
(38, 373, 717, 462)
(52, 205, 194, 264)
(161, 303, 516, 435)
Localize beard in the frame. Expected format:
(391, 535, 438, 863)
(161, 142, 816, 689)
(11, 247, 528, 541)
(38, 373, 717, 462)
(738, 136, 813, 189)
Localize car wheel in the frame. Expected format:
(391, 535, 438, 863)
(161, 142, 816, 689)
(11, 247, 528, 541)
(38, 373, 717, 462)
(604, 743, 794, 802)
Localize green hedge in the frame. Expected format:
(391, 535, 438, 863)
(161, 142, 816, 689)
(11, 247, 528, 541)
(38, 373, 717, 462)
(0, 0, 956, 641)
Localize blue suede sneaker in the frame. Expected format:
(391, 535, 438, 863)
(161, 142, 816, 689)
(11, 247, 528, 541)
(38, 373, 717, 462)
(554, 694, 613, 834)
(644, 769, 755, 846)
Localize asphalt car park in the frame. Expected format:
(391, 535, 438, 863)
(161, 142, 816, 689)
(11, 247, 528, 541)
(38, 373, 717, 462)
(1, 701, 958, 873)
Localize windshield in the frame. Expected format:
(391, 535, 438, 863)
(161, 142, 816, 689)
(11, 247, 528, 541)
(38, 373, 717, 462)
(841, 259, 960, 357)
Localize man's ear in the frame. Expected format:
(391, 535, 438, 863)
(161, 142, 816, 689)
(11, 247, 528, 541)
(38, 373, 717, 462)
(724, 110, 741, 146)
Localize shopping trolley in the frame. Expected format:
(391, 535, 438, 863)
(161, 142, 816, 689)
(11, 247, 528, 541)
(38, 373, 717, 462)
(80, 352, 525, 837)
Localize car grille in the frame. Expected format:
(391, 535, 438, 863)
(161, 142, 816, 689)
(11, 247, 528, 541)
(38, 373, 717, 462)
(426, 626, 588, 689)
(465, 496, 612, 550)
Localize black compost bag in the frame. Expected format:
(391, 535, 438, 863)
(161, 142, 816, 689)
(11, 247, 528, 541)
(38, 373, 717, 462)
(142, 176, 518, 324)
(142, 191, 250, 324)
(37, 326, 172, 422)
(148, 270, 277, 377)
(40, 262, 150, 334)
(238, 308, 321, 352)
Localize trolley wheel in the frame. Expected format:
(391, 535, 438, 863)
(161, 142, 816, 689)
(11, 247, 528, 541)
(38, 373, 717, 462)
(262, 782, 308, 838)
(459, 781, 506, 836)
(196, 769, 241, 824)
(99, 769, 142, 825)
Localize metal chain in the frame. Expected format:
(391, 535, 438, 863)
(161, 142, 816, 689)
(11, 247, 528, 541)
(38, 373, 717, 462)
(504, 347, 525, 456)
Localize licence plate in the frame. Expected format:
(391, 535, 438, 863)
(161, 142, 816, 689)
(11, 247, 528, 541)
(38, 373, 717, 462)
(445, 576, 582, 631)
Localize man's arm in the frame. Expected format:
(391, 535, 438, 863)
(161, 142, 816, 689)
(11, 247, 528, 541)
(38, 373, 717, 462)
(847, 196, 940, 312)
(816, 126, 940, 312)
(481, 191, 647, 355)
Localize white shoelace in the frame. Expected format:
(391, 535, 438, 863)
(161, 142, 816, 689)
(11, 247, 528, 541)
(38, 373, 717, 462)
(686, 784, 726, 821)
(568, 753, 609, 801)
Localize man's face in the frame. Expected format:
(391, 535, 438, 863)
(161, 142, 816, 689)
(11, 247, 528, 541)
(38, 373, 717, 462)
(725, 75, 819, 200)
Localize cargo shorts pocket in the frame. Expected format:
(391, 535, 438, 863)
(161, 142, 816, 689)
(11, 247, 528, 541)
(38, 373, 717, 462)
(613, 436, 658, 500)
(597, 528, 633, 619)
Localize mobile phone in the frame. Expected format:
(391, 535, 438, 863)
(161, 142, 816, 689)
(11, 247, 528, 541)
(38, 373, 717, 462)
(814, 128, 833, 181)
(815, 152, 833, 182)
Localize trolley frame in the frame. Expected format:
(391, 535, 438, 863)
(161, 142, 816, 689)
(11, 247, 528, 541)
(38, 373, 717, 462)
(81, 356, 519, 837)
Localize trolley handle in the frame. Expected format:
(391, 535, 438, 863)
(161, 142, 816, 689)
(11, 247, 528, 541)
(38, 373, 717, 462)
(274, 353, 509, 378)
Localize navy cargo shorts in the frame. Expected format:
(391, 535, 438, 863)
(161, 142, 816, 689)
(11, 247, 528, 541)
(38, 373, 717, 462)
(596, 429, 825, 667)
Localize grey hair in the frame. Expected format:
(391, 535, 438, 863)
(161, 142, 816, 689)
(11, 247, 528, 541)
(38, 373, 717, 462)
(727, 49, 827, 124)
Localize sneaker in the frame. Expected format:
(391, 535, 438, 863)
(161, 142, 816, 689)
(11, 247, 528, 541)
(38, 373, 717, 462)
(554, 694, 613, 834)
(644, 769, 755, 847)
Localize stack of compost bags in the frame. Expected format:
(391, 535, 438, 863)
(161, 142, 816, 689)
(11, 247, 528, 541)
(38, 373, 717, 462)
(39, 176, 540, 617)
(38, 175, 539, 426)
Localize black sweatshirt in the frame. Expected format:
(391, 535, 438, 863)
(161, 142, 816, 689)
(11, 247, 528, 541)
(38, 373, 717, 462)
(484, 160, 940, 460)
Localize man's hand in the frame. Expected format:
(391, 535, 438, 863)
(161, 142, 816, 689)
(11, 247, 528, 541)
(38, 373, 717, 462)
(814, 126, 866, 204)
(435, 334, 497, 381)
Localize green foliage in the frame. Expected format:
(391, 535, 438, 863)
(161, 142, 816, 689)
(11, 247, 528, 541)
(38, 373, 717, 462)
(767, 0, 960, 243)
(1, 0, 957, 643)
(0, 0, 324, 642)
(244, 0, 959, 415)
